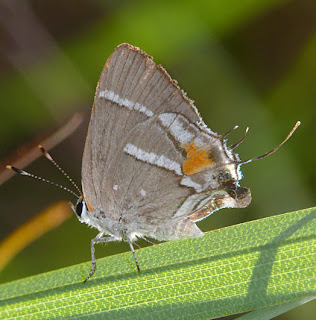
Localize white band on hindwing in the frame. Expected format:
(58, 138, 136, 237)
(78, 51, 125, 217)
(174, 193, 213, 218)
(123, 143, 182, 176)
(180, 176, 202, 192)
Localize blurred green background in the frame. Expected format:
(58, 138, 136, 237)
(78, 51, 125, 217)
(0, 0, 315, 318)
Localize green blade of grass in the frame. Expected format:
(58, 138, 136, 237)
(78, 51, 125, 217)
(0, 207, 315, 319)
(237, 296, 316, 320)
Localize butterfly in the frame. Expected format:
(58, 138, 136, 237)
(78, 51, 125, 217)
(8, 43, 299, 282)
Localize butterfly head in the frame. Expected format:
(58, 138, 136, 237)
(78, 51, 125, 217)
(216, 162, 252, 209)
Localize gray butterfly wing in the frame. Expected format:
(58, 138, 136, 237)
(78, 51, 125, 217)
(81, 43, 251, 241)
(82, 43, 203, 211)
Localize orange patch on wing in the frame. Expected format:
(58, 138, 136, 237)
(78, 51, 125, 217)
(183, 142, 213, 175)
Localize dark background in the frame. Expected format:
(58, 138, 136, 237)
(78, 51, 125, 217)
(0, 0, 315, 318)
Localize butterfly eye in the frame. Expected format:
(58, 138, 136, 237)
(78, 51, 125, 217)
(76, 200, 83, 217)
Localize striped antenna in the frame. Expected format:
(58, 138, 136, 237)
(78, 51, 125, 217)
(6, 165, 80, 199)
(38, 145, 82, 196)
(238, 121, 301, 165)
(220, 125, 239, 139)
(229, 127, 249, 150)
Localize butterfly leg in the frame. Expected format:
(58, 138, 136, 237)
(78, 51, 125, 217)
(140, 236, 156, 246)
(127, 238, 141, 273)
(84, 233, 117, 283)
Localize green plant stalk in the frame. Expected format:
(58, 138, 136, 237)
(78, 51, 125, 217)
(0, 207, 315, 320)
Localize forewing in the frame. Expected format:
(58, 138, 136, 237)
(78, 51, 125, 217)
(82, 43, 203, 210)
